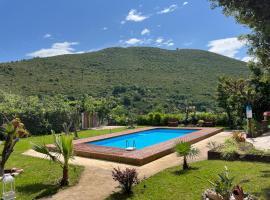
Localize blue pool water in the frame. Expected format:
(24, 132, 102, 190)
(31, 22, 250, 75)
(87, 128, 198, 150)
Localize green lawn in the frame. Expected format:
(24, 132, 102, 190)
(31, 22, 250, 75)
(108, 160, 270, 200)
(0, 127, 127, 200)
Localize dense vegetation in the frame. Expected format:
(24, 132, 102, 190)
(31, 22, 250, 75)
(0, 91, 228, 135)
(0, 47, 248, 112)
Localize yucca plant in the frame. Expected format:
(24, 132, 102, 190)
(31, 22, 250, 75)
(32, 134, 73, 186)
(175, 141, 199, 170)
(0, 117, 29, 176)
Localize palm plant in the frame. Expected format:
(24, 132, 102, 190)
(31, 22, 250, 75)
(175, 141, 199, 170)
(32, 134, 73, 186)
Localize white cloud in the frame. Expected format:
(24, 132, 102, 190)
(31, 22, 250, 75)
(43, 33, 52, 38)
(155, 37, 174, 47)
(156, 37, 164, 44)
(207, 37, 246, 58)
(183, 2, 188, 6)
(141, 28, 150, 35)
(242, 56, 258, 62)
(158, 4, 178, 14)
(124, 38, 143, 45)
(27, 41, 80, 58)
(125, 9, 148, 22)
(164, 39, 174, 46)
(102, 27, 108, 31)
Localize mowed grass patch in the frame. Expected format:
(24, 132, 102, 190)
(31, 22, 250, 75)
(108, 160, 270, 200)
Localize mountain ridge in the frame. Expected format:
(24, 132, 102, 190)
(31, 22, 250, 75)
(0, 47, 249, 111)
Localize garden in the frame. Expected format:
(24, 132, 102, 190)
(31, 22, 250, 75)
(0, 0, 270, 200)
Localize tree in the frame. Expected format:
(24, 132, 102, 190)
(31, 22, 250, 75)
(210, 0, 270, 120)
(216, 77, 253, 129)
(175, 141, 199, 170)
(0, 117, 28, 175)
(32, 134, 73, 186)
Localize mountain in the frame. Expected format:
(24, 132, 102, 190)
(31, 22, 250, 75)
(0, 47, 249, 111)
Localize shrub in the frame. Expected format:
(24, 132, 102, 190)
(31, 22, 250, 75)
(112, 167, 139, 194)
(175, 141, 199, 170)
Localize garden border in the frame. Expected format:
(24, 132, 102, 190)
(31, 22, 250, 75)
(208, 150, 270, 163)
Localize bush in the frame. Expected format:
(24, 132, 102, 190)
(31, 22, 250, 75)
(112, 167, 139, 194)
(136, 112, 228, 127)
(0, 92, 75, 135)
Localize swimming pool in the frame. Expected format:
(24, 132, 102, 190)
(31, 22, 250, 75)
(87, 128, 198, 150)
(70, 127, 222, 165)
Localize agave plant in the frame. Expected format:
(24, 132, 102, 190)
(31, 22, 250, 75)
(32, 134, 73, 186)
(175, 141, 199, 170)
(0, 117, 29, 176)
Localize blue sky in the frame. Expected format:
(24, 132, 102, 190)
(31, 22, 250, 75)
(0, 0, 251, 63)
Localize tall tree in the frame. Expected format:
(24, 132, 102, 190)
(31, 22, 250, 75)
(210, 0, 270, 119)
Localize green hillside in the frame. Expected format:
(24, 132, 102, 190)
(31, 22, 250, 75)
(0, 47, 248, 111)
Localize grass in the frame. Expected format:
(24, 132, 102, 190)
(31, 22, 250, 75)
(0, 127, 127, 200)
(108, 160, 270, 200)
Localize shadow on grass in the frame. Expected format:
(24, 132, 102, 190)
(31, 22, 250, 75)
(253, 187, 270, 200)
(106, 191, 133, 200)
(16, 182, 61, 199)
(260, 170, 270, 178)
(172, 166, 200, 175)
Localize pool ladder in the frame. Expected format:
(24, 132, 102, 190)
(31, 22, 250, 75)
(125, 140, 136, 151)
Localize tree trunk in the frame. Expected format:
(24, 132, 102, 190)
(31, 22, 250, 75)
(60, 165, 69, 186)
(183, 156, 189, 170)
(0, 161, 5, 176)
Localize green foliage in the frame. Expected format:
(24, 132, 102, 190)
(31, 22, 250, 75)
(0, 92, 77, 134)
(217, 138, 268, 159)
(207, 166, 234, 200)
(32, 134, 74, 186)
(211, 0, 270, 124)
(175, 142, 199, 158)
(137, 112, 228, 126)
(175, 142, 199, 170)
(0, 47, 248, 112)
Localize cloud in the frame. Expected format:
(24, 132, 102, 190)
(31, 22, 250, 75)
(102, 27, 108, 31)
(43, 33, 52, 38)
(141, 28, 150, 35)
(27, 41, 81, 58)
(156, 37, 164, 44)
(158, 4, 178, 14)
(242, 56, 258, 62)
(120, 37, 174, 47)
(155, 37, 174, 47)
(207, 37, 246, 58)
(124, 38, 143, 45)
(125, 9, 148, 22)
(183, 2, 188, 6)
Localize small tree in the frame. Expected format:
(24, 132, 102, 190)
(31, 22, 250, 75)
(0, 117, 28, 176)
(32, 134, 73, 186)
(175, 141, 199, 170)
(112, 167, 139, 194)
